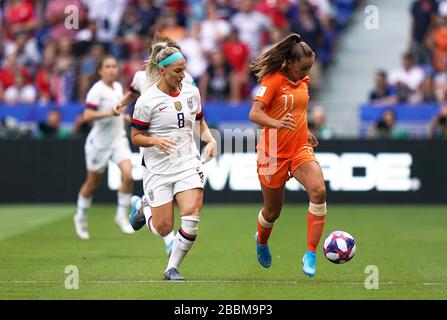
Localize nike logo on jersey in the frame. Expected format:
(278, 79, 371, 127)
(159, 106, 168, 111)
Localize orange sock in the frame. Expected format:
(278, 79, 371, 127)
(307, 204, 327, 252)
(257, 208, 274, 245)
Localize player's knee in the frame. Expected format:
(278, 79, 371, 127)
(182, 204, 202, 216)
(121, 171, 133, 184)
(264, 206, 281, 222)
(155, 221, 174, 236)
(309, 184, 326, 203)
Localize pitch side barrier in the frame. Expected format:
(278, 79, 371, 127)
(0, 138, 445, 203)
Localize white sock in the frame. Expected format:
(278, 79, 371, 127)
(75, 194, 92, 219)
(116, 192, 131, 220)
(166, 215, 199, 271)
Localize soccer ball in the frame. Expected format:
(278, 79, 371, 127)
(323, 231, 356, 264)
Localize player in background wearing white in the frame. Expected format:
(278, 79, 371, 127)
(113, 35, 195, 256)
(74, 56, 135, 240)
(130, 45, 217, 280)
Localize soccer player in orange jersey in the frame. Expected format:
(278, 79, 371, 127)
(248, 33, 326, 277)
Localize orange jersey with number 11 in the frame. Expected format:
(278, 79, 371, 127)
(254, 70, 311, 158)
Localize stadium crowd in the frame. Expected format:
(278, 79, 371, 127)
(0, 0, 359, 138)
(367, 0, 447, 140)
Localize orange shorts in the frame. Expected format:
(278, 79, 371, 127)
(257, 144, 318, 189)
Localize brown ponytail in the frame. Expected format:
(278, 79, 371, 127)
(250, 33, 315, 82)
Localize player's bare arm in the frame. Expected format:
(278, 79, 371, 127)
(83, 108, 119, 122)
(113, 91, 140, 115)
(249, 100, 296, 130)
(131, 127, 175, 154)
(199, 119, 217, 163)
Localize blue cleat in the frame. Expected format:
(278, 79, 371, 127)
(255, 232, 272, 268)
(302, 250, 316, 277)
(129, 195, 145, 231)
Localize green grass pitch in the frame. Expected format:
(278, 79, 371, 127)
(0, 204, 446, 299)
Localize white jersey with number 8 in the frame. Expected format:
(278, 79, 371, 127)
(132, 82, 204, 175)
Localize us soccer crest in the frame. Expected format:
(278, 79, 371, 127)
(187, 97, 193, 110)
(174, 101, 182, 111)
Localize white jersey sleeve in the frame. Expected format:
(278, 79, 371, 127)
(85, 83, 102, 110)
(129, 70, 147, 95)
(131, 95, 153, 131)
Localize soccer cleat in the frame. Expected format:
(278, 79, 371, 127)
(115, 215, 135, 234)
(129, 195, 145, 231)
(302, 250, 316, 277)
(73, 215, 89, 240)
(163, 268, 185, 281)
(165, 239, 174, 256)
(255, 232, 272, 268)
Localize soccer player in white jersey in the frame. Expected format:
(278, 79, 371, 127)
(73, 56, 135, 240)
(130, 45, 217, 281)
(114, 36, 196, 256)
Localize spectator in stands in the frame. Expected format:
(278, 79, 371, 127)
(3, 72, 37, 105)
(36, 41, 60, 104)
(308, 106, 334, 140)
(78, 43, 106, 101)
(410, 0, 438, 65)
(410, 75, 438, 104)
(138, 0, 161, 35)
(83, 0, 126, 53)
(428, 104, 447, 139)
(216, 0, 238, 20)
(426, 13, 447, 72)
(367, 109, 408, 140)
(389, 53, 425, 101)
(7, 31, 40, 68)
(369, 70, 399, 105)
(222, 27, 250, 103)
(178, 21, 208, 84)
(231, 0, 272, 58)
(3, 0, 39, 41)
(290, 0, 323, 56)
(255, 0, 289, 30)
(0, 52, 32, 101)
(157, 10, 187, 42)
(45, 0, 86, 40)
(199, 50, 234, 102)
(0, 116, 32, 138)
(116, 5, 143, 60)
(200, 3, 231, 54)
(36, 109, 71, 139)
(434, 55, 447, 102)
(53, 36, 77, 104)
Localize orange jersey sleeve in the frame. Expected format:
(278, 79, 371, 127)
(253, 73, 281, 109)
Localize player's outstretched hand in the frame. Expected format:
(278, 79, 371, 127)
(307, 131, 319, 148)
(276, 113, 296, 130)
(153, 137, 176, 154)
(202, 139, 218, 164)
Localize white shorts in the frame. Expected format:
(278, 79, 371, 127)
(85, 136, 132, 173)
(142, 166, 204, 207)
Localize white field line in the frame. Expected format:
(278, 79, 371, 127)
(0, 280, 446, 286)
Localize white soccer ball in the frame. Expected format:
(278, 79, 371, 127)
(323, 231, 356, 264)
